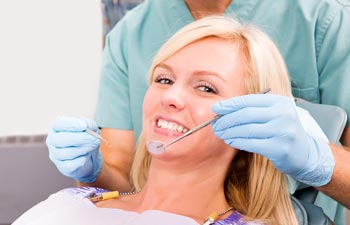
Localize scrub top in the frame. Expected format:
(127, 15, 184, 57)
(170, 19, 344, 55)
(94, 0, 350, 224)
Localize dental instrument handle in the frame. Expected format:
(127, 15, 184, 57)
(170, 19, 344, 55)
(163, 115, 222, 148)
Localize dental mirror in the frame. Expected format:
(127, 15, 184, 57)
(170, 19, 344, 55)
(147, 87, 271, 155)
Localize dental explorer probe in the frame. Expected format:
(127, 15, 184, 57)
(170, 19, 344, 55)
(147, 88, 271, 155)
(86, 129, 109, 146)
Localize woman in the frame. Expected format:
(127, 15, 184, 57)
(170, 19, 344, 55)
(14, 16, 298, 225)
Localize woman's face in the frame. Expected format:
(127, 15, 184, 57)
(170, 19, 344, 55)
(143, 37, 247, 161)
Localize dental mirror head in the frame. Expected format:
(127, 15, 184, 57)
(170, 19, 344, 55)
(147, 141, 166, 154)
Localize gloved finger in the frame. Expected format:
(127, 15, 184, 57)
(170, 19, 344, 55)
(222, 135, 286, 159)
(50, 155, 93, 178)
(214, 122, 272, 141)
(79, 117, 99, 132)
(226, 136, 305, 174)
(212, 107, 279, 132)
(212, 94, 292, 115)
(49, 131, 100, 148)
(48, 144, 99, 161)
(214, 117, 296, 140)
(52, 116, 98, 132)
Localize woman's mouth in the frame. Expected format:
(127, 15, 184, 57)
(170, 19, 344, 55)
(157, 119, 189, 133)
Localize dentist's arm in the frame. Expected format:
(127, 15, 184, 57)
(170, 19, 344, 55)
(317, 141, 350, 208)
(80, 128, 135, 191)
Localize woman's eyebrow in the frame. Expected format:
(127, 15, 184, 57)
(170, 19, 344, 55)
(155, 63, 173, 72)
(155, 63, 227, 82)
(192, 70, 228, 83)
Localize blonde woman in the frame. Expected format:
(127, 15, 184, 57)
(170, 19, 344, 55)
(130, 15, 298, 225)
(14, 16, 302, 225)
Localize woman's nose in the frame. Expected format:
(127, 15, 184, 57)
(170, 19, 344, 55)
(161, 85, 186, 111)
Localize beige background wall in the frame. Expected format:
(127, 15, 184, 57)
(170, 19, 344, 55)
(0, 0, 102, 136)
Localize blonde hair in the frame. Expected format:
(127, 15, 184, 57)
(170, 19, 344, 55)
(131, 16, 297, 225)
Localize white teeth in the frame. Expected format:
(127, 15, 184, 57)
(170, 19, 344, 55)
(176, 126, 183, 133)
(157, 119, 188, 133)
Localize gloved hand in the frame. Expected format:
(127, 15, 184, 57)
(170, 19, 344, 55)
(46, 116, 102, 183)
(212, 94, 334, 187)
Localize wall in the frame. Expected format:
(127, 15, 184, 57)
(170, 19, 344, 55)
(0, 0, 102, 136)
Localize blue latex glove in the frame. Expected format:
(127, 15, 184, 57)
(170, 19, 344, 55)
(212, 94, 334, 187)
(46, 116, 102, 183)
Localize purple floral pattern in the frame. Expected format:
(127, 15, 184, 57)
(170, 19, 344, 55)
(62, 187, 264, 225)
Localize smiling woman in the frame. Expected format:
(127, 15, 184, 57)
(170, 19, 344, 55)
(131, 16, 297, 225)
(14, 16, 298, 225)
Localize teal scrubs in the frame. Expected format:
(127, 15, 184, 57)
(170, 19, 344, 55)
(95, 0, 350, 223)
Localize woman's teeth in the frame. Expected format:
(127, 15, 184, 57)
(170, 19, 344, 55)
(157, 119, 188, 133)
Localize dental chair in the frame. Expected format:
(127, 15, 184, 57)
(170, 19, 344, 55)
(292, 99, 347, 225)
(0, 138, 75, 225)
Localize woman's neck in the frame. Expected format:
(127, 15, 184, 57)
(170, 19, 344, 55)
(133, 159, 231, 222)
(185, 0, 232, 20)
(97, 151, 235, 222)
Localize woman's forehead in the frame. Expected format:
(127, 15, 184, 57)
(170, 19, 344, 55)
(155, 38, 244, 76)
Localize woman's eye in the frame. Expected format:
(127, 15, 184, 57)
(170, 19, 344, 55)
(154, 75, 174, 85)
(196, 82, 217, 94)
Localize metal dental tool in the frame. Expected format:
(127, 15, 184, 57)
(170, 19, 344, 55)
(147, 88, 271, 155)
(86, 129, 109, 146)
(147, 115, 222, 154)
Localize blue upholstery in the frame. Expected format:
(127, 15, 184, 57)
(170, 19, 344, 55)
(295, 98, 347, 144)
